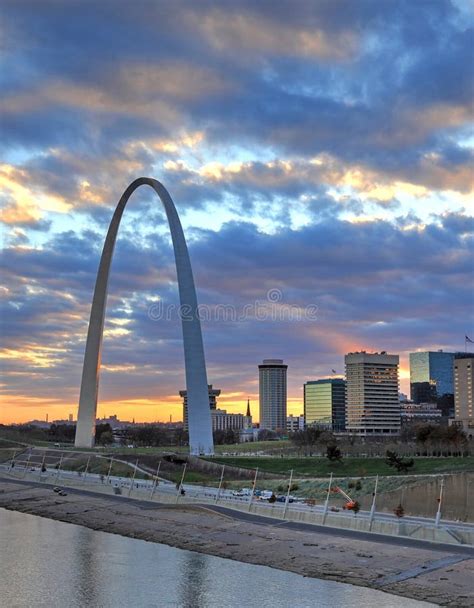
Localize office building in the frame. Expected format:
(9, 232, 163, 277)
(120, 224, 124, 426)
(345, 352, 400, 435)
(287, 414, 305, 433)
(400, 402, 442, 424)
(181, 385, 220, 431)
(454, 356, 474, 433)
(212, 409, 251, 432)
(304, 379, 346, 431)
(410, 351, 455, 405)
(259, 359, 287, 431)
(410, 350, 474, 416)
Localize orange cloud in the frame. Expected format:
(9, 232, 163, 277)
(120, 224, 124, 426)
(0, 163, 71, 225)
(164, 151, 473, 201)
(0, 346, 68, 369)
(195, 10, 358, 61)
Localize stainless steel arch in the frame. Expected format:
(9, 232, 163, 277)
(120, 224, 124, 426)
(74, 177, 214, 455)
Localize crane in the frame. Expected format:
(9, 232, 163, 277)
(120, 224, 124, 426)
(332, 485, 360, 512)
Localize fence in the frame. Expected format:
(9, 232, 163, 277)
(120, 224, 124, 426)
(2, 447, 473, 547)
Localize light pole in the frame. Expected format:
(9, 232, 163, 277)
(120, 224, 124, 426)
(248, 467, 259, 512)
(176, 463, 187, 504)
(82, 455, 91, 484)
(435, 477, 445, 527)
(55, 453, 64, 482)
(150, 461, 162, 500)
(8, 450, 18, 473)
(215, 464, 225, 503)
(322, 472, 333, 525)
(22, 451, 32, 478)
(128, 459, 139, 497)
(283, 469, 294, 520)
(106, 457, 114, 484)
(38, 451, 47, 480)
(368, 475, 379, 531)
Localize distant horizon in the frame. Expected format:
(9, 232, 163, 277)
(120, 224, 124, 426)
(3, 345, 473, 425)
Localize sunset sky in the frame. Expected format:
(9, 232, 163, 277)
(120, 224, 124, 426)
(1, 0, 473, 425)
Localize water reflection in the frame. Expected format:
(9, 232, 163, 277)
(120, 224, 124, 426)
(179, 552, 208, 608)
(0, 509, 437, 608)
(73, 525, 100, 607)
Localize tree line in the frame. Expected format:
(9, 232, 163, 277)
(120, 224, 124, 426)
(289, 423, 469, 457)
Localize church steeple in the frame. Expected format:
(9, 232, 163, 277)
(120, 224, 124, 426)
(246, 398, 251, 418)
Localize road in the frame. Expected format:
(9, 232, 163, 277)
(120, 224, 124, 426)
(6, 462, 472, 533)
(2, 452, 473, 534)
(1, 474, 473, 558)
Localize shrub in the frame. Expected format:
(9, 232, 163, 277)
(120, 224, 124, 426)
(386, 450, 414, 473)
(326, 444, 342, 462)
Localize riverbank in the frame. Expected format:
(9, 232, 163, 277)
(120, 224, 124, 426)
(1, 478, 472, 607)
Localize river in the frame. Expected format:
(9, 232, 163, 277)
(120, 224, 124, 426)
(0, 508, 436, 607)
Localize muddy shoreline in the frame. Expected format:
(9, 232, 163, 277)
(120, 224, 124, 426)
(1, 479, 473, 607)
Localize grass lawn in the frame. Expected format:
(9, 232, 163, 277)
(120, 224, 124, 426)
(214, 440, 291, 454)
(0, 447, 20, 463)
(110, 441, 292, 456)
(205, 456, 474, 478)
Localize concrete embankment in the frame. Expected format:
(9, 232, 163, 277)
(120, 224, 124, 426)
(1, 477, 473, 607)
(364, 472, 474, 523)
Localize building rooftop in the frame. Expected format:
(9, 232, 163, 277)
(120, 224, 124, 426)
(305, 378, 345, 385)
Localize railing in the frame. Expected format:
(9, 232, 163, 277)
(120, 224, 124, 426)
(1, 461, 473, 546)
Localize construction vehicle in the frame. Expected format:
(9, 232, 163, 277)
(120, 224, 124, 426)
(332, 485, 360, 512)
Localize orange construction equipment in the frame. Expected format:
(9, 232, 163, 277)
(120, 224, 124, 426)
(333, 486, 359, 511)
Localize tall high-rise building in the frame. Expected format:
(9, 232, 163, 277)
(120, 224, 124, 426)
(454, 356, 474, 434)
(345, 352, 400, 435)
(304, 379, 346, 431)
(259, 359, 287, 431)
(409, 351, 456, 406)
(180, 385, 220, 431)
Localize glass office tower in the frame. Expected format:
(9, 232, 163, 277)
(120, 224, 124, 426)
(304, 379, 346, 431)
(409, 351, 456, 404)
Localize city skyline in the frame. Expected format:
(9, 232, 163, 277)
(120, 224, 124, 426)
(1, 1, 473, 426)
(5, 345, 471, 426)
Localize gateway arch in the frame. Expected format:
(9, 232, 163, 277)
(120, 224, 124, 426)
(74, 177, 214, 455)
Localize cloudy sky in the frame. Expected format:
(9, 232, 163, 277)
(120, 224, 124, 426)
(1, 0, 473, 424)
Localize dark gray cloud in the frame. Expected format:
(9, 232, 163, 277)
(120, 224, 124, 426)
(1, 0, 472, 176)
(2, 211, 473, 405)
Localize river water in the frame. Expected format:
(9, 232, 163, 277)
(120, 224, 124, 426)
(0, 509, 436, 608)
